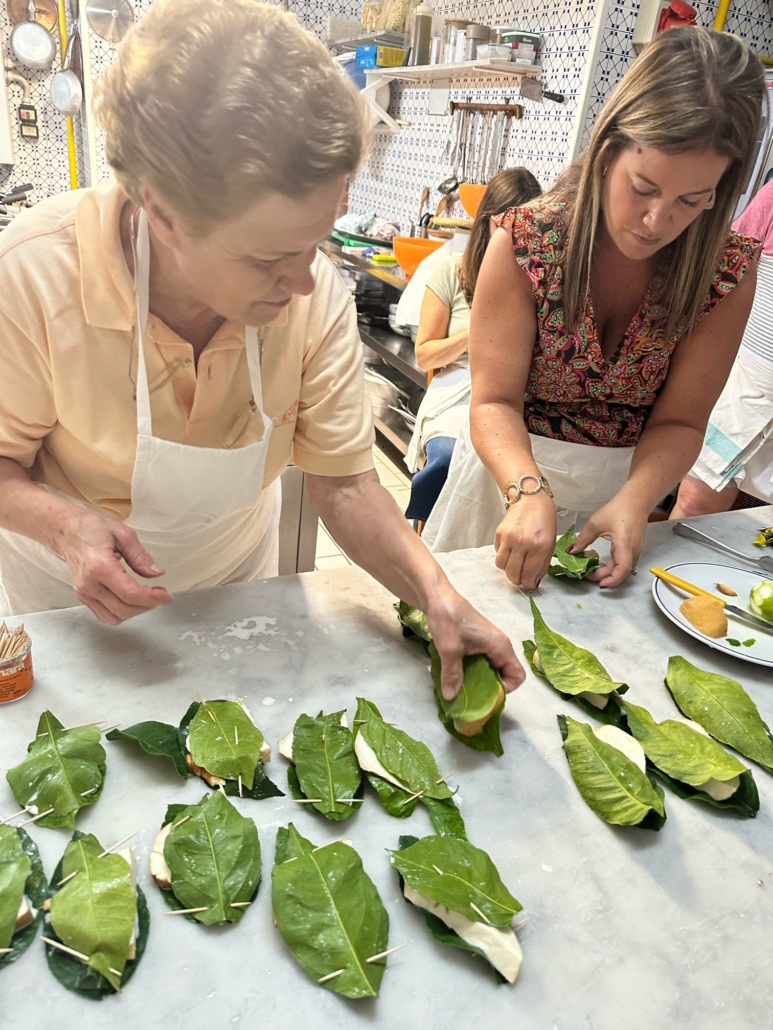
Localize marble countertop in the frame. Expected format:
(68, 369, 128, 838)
(2, 507, 772, 1030)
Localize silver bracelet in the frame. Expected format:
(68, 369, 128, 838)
(503, 474, 554, 510)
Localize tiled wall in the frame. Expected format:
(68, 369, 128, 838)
(2, 0, 772, 210)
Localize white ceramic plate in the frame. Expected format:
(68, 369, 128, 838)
(652, 561, 773, 668)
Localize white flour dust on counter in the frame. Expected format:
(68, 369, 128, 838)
(222, 617, 278, 640)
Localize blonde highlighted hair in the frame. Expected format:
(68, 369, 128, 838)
(548, 26, 765, 339)
(94, 0, 368, 233)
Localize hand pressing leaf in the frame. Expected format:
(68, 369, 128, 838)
(0, 826, 31, 950)
(106, 722, 190, 779)
(530, 598, 627, 702)
(548, 525, 600, 579)
(291, 711, 362, 820)
(620, 700, 758, 817)
(390, 835, 521, 928)
(665, 656, 773, 774)
(429, 646, 506, 756)
(522, 640, 625, 728)
(49, 833, 137, 992)
(272, 827, 389, 999)
(558, 715, 666, 830)
(0, 827, 46, 970)
(162, 792, 261, 925)
(6, 712, 106, 829)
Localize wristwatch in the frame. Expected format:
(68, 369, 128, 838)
(503, 474, 554, 510)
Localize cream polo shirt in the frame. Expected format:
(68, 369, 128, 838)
(0, 182, 374, 520)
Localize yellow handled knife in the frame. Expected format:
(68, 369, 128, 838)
(650, 566, 773, 635)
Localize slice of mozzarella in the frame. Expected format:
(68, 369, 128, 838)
(14, 896, 34, 934)
(579, 691, 609, 710)
(353, 733, 409, 792)
(404, 885, 523, 983)
(593, 725, 647, 773)
(149, 824, 173, 890)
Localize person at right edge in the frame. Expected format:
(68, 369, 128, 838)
(422, 27, 763, 590)
(671, 179, 773, 517)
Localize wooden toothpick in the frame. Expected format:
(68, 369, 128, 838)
(0, 806, 31, 825)
(98, 831, 137, 858)
(290, 798, 323, 803)
(41, 936, 89, 963)
(80, 787, 98, 797)
(238, 774, 243, 798)
(234, 726, 239, 746)
(470, 902, 492, 925)
(432, 865, 444, 876)
(312, 838, 348, 852)
(318, 968, 345, 984)
(230, 901, 251, 908)
(108, 967, 122, 977)
(165, 907, 209, 916)
(366, 944, 405, 964)
(57, 870, 79, 887)
(353, 719, 367, 724)
(172, 815, 191, 829)
(335, 798, 363, 804)
(435, 773, 453, 784)
(404, 790, 424, 803)
(0, 948, 13, 954)
(18, 808, 54, 827)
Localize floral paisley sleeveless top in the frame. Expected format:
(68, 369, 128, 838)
(498, 200, 757, 447)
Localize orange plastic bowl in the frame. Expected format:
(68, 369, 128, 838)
(459, 183, 487, 219)
(393, 237, 445, 277)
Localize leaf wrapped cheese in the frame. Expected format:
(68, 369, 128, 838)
(156, 792, 261, 925)
(6, 712, 106, 829)
(272, 824, 390, 999)
(558, 715, 667, 830)
(280, 711, 362, 821)
(0, 826, 45, 971)
(46, 832, 142, 994)
(548, 525, 600, 579)
(665, 656, 773, 774)
(391, 834, 524, 984)
(353, 698, 466, 838)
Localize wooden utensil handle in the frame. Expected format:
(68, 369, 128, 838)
(649, 566, 726, 606)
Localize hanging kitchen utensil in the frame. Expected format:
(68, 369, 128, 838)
(85, 0, 133, 42)
(70, 0, 82, 81)
(50, 31, 82, 116)
(10, 0, 57, 69)
(7, 0, 57, 31)
(514, 76, 566, 105)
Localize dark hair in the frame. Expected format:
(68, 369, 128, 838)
(458, 167, 542, 304)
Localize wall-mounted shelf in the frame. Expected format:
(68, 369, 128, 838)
(327, 31, 409, 55)
(367, 59, 542, 84)
(363, 61, 543, 133)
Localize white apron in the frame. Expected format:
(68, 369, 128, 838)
(405, 365, 472, 474)
(0, 210, 280, 617)
(422, 414, 634, 553)
(690, 346, 773, 502)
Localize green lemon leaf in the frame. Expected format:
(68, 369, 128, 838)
(665, 656, 773, 774)
(292, 711, 362, 820)
(364, 772, 421, 817)
(272, 831, 389, 999)
(621, 699, 747, 786)
(355, 698, 452, 800)
(49, 833, 137, 991)
(548, 525, 600, 579)
(0, 828, 46, 972)
(6, 712, 106, 829)
(558, 715, 666, 829)
(162, 792, 261, 925)
(531, 599, 627, 698)
(420, 796, 468, 840)
(395, 602, 432, 642)
(394, 835, 504, 982)
(523, 640, 626, 728)
(106, 722, 190, 779)
(187, 700, 264, 789)
(390, 835, 521, 928)
(274, 823, 315, 865)
(0, 825, 31, 950)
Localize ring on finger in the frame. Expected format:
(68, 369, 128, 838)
(630, 567, 638, 576)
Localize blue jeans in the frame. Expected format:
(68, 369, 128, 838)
(405, 436, 456, 522)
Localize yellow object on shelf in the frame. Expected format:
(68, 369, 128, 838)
(56, 0, 79, 190)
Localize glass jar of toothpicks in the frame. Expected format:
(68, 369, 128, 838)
(0, 622, 34, 703)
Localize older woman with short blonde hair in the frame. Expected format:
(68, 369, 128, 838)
(0, 0, 521, 699)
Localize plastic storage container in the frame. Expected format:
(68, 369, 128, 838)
(464, 24, 491, 60)
(407, 2, 434, 66)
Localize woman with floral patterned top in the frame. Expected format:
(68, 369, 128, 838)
(423, 27, 764, 589)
